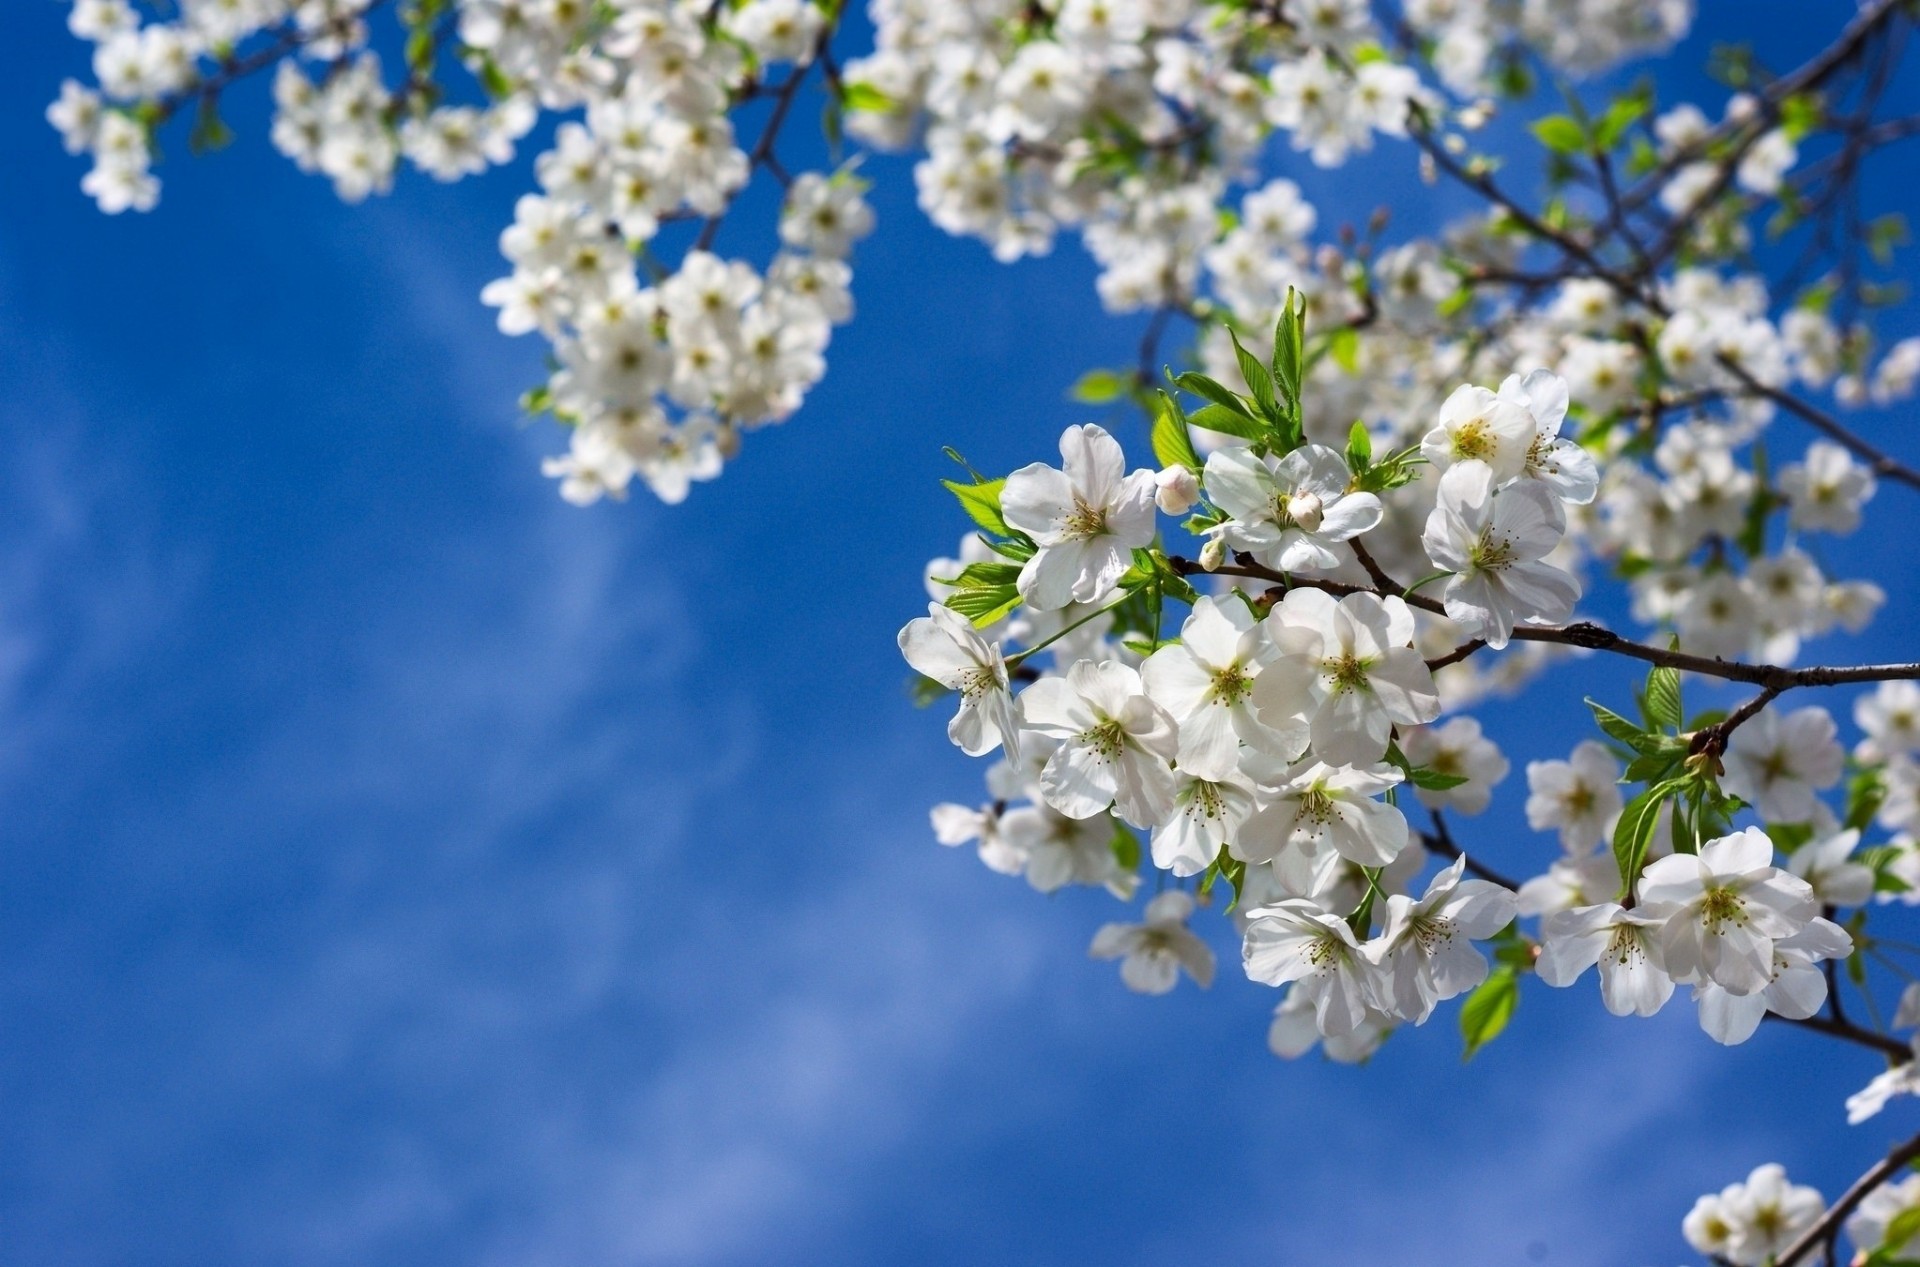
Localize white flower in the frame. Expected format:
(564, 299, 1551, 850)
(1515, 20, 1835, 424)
(1002, 424, 1157, 610)
(1019, 659, 1179, 827)
(1422, 462, 1580, 649)
(1090, 891, 1216, 993)
(1691, 917, 1853, 1046)
(1525, 740, 1623, 851)
(1787, 828, 1874, 908)
(1537, 902, 1674, 1017)
(1001, 803, 1125, 894)
(1856, 680, 1920, 762)
(1780, 440, 1875, 534)
(1140, 595, 1304, 779)
(1397, 716, 1509, 815)
(1242, 898, 1381, 1037)
(898, 602, 1021, 761)
(1251, 588, 1441, 767)
(930, 801, 1026, 876)
(1421, 383, 1537, 483)
(1153, 464, 1200, 515)
(778, 171, 875, 258)
(1736, 128, 1797, 195)
(1497, 369, 1599, 504)
(1368, 857, 1517, 1023)
(1236, 758, 1410, 889)
(1516, 852, 1622, 916)
(1683, 1164, 1823, 1267)
(727, 0, 824, 64)
(1635, 827, 1819, 995)
(1721, 706, 1844, 824)
(1267, 990, 1393, 1063)
(1202, 444, 1383, 572)
(1846, 1173, 1920, 1257)
(1152, 771, 1258, 876)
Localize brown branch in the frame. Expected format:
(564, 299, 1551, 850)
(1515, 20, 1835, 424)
(1773, 1128, 1920, 1266)
(1419, 808, 1521, 892)
(1762, 1011, 1912, 1061)
(1171, 554, 1920, 692)
(691, 16, 840, 252)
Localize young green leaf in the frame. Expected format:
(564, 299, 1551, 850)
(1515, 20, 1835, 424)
(945, 583, 1022, 629)
(1069, 368, 1129, 403)
(840, 81, 894, 112)
(1587, 698, 1651, 748)
(1186, 403, 1264, 441)
(1345, 420, 1373, 473)
(1173, 372, 1255, 419)
(1613, 778, 1686, 899)
(1530, 114, 1588, 154)
(1460, 966, 1519, 1060)
(1150, 391, 1203, 471)
(1230, 329, 1279, 422)
(941, 477, 1011, 537)
(1643, 666, 1682, 731)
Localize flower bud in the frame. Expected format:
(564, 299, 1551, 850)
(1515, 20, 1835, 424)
(1154, 465, 1200, 515)
(1286, 490, 1324, 532)
(1200, 535, 1227, 572)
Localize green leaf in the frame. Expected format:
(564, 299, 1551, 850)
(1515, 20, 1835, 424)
(944, 584, 1021, 629)
(1460, 966, 1519, 1060)
(942, 477, 1011, 537)
(1592, 94, 1648, 151)
(1109, 818, 1142, 872)
(189, 96, 234, 155)
(1587, 698, 1651, 749)
(1621, 751, 1680, 784)
(1614, 778, 1686, 899)
(929, 561, 1022, 589)
(1069, 368, 1129, 403)
(1409, 767, 1470, 791)
(1530, 114, 1588, 155)
(1866, 1207, 1920, 1266)
(1644, 666, 1682, 731)
(1186, 403, 1264, 441)
(1848, 767, 1888, 832)
(1779, 92, 1822, 142)
(1327, 326, 1359, 374)
(1230, 330, 1279, 422)
(910, 674, 953, 707)
(840, 81, 894, 112)
(1345, 420, 1373, 473)
(1173, 372, 1255, 419)
(1270, 289, 1306, 448)
(476, 54, 515, 99)
(1150, 391, 1203, 472)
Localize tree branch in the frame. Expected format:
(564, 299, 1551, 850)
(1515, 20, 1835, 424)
(1168, 554, 1920, 693)
(1774, 1128, 1920, 1266)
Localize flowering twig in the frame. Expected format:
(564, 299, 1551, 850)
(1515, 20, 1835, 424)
(1773, 1128, 1920, 1266)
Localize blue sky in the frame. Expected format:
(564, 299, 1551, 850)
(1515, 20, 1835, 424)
(3, 4, 1920, 1264)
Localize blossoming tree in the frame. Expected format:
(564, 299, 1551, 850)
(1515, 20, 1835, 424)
(48, 0, 1920, 1258)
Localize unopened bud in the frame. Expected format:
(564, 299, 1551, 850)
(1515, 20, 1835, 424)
(1419, 151, 1437, 185)
(1154, 465, 1200, 515)
(1725, 92, 1758, 124)
(1200, 534, 1227, 572)
(1286, 490, 1325, 532)
(1458, 100, 1494, 131)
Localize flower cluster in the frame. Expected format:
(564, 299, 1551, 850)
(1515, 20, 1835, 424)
(906, 285, 1919, 1083)
(50, 0, 873, 503)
